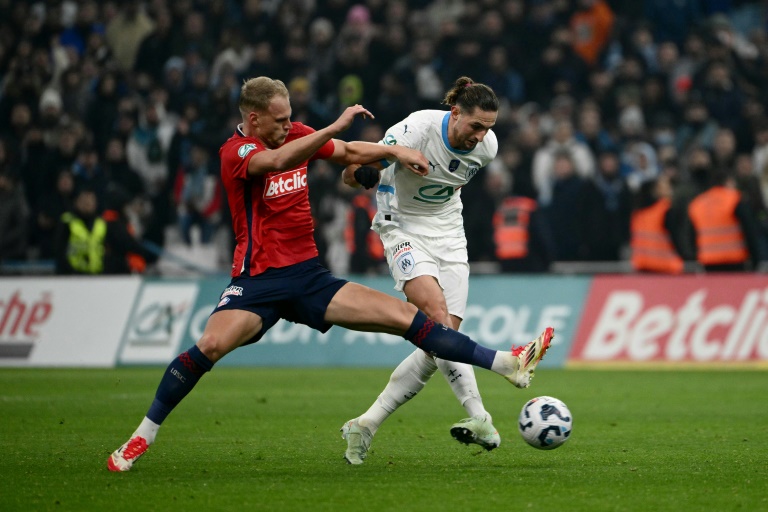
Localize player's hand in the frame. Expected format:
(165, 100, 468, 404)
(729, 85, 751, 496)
(332, 104, 375, 134)
(354, 166, 380, 189)
(395, 147, 429, 176)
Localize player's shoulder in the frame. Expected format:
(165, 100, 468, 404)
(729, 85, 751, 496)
(389, 110, 446, 140)
(220, 127, 263, 159)
(404, 109, 446, 127)
(484, 128, 499, 152)
(289, 122, 314, 136)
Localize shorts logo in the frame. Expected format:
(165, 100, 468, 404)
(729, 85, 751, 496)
(393, 241, 412, 259)
(396, 252, 415, 275)
(264, 168, 308, 198)
(221, 286, 243, 298)
(217, 297, 231, 307)
(238, 143, 257, 158)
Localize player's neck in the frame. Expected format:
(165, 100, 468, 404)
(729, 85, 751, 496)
(446, 116, 459, 149)
(239, 123, 254, 138)
(239, 123, 269, 147)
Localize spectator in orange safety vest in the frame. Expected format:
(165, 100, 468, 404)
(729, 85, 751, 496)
(570, 0, 615, 68)
(687, 169, 762, 271)
(345, 186, 385, 274)
(630, 175, 685, 274)
(493, 195, 555, 273)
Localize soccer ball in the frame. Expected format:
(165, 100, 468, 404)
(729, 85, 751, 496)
(518, 396, 572, 450)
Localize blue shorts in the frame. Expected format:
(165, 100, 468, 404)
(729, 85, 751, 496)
(213, 257, 348, 345)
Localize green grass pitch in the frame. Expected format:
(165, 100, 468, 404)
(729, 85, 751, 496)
(1, 367, 766, 511)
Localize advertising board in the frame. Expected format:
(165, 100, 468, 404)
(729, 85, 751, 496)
(0, 277, 140, 367)
(570, 275, 768, 366)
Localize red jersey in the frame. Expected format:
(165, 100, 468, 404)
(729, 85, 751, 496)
(219, 123, 335, 276)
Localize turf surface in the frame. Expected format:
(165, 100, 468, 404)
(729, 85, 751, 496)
(1, 368, 766, 511)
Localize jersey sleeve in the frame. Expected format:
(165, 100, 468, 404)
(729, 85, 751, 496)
(311, 139, 335, 160)
(221, 139, 263, 180)
(483, 130, 499, 165)
(379, 113, 426, 167)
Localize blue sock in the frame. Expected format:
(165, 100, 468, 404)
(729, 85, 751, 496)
(146, 345, 214, 425)
(404, 311, 497, 370)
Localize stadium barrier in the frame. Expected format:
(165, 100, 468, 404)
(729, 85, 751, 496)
(1, 274, 767, 368)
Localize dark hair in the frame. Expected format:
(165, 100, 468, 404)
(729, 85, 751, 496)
(441, 76, 499, 113)
(634, 179, 658, 210)
(710, 167, 733, 187)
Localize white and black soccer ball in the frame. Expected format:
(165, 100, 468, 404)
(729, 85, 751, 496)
(518, 396, 572, 450)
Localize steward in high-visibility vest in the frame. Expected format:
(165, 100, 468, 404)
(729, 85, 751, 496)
(55, 188, 107, 275)
(630, 177, 684, 274)
(494, 196, 536, 260)
(345, 192, 385, 273)
(688, 173, 759, 271)
(60, 211, 107, 274)
(631, 198, 684, 273)
(492, 195, 554, 272)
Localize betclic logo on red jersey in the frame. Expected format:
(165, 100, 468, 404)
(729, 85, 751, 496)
(264, 167, 308, 199)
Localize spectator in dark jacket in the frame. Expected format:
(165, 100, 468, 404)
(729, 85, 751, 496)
(578, 150, 632, 260)
(102, 185, 158, 274)
(0, 170, 29, 263)
(546, 151, 587, 261)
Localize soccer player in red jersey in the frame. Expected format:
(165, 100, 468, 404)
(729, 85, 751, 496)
(108, 77, 553, 471)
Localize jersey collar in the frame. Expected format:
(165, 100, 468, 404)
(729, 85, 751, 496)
(441, 112, 472, 155)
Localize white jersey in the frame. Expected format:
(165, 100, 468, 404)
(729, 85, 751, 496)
(373, 110, 498, 238)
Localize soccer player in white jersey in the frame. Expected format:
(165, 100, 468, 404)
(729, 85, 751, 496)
(339, 76, 554, 464)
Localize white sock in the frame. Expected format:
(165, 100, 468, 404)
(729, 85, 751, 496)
(358, 349, 438, 435)
(132, 416, 160, 445)
(490, 350, 515, 376)
(435, 359, 487, 418)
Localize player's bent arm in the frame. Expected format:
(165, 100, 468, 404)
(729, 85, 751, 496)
(247, 126, 340, 176)
(328, 141, 428, 176)
(247, 104, 373, 176)
(342, 163, 383, 188)
(342, 164, 362, 188)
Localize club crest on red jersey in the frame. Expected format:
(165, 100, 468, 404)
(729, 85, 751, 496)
(238, 143, 257, 158)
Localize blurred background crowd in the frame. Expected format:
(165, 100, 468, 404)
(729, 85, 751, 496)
(1, 0, 768, 276)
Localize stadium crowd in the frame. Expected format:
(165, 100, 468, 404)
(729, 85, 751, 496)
(1, 0, 768, 275)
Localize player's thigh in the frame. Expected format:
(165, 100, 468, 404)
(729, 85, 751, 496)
(402, 275, 451, 323)
(197, 309, 264, 362)
(381, 230, 439, 292)
(393, 233, 469, 320)
(324, 282, 417, 335)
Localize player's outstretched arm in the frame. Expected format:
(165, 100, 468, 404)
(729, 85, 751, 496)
(330, 141, 428, 176)
(247, 104, 374, 176)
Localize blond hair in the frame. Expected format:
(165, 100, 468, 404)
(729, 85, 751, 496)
(239, 77, 289, 116)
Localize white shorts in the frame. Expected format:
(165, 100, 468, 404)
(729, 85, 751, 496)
(379, 228, 469, 319)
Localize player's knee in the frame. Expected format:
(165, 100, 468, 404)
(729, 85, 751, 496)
(398, 300, 420, 324)
(196, 333, 230, 363)
(419, 302, 450, 325)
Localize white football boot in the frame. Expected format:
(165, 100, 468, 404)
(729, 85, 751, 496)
(340, 418, 373, 465)
(450, 413, 501, 451)
(500, 327, 554, 388)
